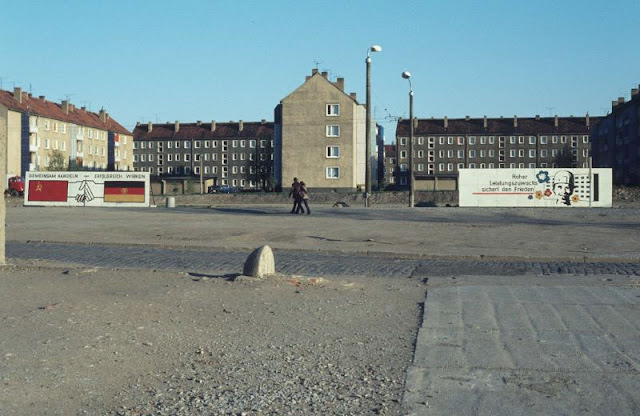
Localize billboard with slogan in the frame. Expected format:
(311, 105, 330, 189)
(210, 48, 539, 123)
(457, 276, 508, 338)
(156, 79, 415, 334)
(459, 168, 612, 207)
(25, 171, 150, 207)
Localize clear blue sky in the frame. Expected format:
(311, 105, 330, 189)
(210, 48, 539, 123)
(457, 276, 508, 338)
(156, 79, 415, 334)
(2, 0, 638, 142)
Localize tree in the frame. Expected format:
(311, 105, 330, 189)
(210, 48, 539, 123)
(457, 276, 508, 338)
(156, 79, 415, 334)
(46, 150, 66, 171)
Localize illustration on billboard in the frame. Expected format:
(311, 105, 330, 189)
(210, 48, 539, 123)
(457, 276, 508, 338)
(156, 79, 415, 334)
(459, 168, 612, 207)
(24, 171, 150, 207)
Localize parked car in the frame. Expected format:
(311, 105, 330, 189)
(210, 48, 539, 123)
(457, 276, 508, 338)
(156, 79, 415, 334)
(7, 176, 25, 197)
(208, 185, 239, 194)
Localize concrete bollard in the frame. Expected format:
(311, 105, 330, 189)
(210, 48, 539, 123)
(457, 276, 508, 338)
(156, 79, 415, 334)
(166, 196, 176, 208)
(243, 245, 275, 278)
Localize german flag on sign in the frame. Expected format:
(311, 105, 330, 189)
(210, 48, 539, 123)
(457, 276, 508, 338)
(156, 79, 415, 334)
(104, 181, 145, 203)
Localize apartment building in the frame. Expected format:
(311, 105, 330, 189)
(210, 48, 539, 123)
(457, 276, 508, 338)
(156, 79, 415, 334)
(382, 143, 397, 189)
(395, 115, 601, 189)
(591, 85, 640, 185)
(0, 87, 133, 182)
(132, 120, 274, 190)
(274, 69, 370, 191)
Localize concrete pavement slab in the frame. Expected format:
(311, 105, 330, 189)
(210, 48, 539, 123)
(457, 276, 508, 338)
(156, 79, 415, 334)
(404, 274, 640, 415)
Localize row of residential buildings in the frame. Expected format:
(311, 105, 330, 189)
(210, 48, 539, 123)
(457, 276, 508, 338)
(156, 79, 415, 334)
(0, 87, 133, 180)
(1, 73, 638, 190)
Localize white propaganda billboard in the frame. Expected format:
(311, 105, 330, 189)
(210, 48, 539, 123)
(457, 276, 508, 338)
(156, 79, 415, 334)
(459, 168, 612, 207)
(24, 171, 150, 207)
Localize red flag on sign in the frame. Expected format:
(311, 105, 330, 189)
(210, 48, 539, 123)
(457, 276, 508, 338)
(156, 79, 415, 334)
(28, 180, 69, 202)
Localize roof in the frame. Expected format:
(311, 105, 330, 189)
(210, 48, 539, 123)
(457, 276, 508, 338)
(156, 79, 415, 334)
(0, 88, 131, 135)
(279, 69, 360, 105)
(396, 115, 603, 136)
(132, 121, 274, 140)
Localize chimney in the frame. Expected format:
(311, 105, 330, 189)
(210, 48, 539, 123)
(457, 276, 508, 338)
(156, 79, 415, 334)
(174, 120, 180, 132)
(535, 114, 540, 120)
(211, 120, 216, 132)
(618, 97, 625, 105)
(305, 76, 311, 81)
(513, 115, 518, 128)
(444, 116, 448, 129)
(62, 100, 70, 114)
(136, 121, 140, 127)
(39, 95, 46, 101)
(465, 115, 470, 121)
(99, 108, 107, 122)
(632, 88, 639, 98)
(321, 71, 328, 79)
(239, 120, 244, 132)
(413, 118, 418, 129)
(335, 77, 344, 91)
(261, 119, 266, 124)
(13, 87, 22, 104)
(350, 92, 357, 100)
(311, 68, 318, 76)
(196, 120, 201, 126)
(147, 122, 153, 133)
(554, 115, 558, 128)
(586, 113, 590, 127)
(483, 115, 488, 129)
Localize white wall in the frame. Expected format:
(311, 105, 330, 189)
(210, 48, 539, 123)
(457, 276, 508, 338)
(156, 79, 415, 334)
(459, 168, 612, 207)
(24, 171, 150, 207)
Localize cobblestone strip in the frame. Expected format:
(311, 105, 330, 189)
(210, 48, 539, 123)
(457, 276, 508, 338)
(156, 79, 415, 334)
(7, 242, 640, 277)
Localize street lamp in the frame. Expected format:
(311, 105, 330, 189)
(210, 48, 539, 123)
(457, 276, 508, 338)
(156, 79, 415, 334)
(402, 71, 415, 207)
(365, 44, 382, 207)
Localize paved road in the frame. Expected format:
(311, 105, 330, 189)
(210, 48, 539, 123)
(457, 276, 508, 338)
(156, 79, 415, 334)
(7, 241, 640, 278)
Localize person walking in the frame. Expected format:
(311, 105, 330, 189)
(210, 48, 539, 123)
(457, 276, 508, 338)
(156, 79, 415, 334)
(289, 177, 302, 214)
(299, 181, 310, 215)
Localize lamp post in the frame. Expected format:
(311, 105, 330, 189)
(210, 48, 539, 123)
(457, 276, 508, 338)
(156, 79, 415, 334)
(365, 44, 382, 207)
(402, 71, 414, 207)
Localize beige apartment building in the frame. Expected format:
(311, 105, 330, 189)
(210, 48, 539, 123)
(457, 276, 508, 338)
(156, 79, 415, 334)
(274, 69, 370, 191)
(0, 87, 133, 184)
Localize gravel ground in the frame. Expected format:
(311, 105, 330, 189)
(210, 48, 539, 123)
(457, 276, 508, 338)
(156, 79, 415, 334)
(0, 263, 425, 416)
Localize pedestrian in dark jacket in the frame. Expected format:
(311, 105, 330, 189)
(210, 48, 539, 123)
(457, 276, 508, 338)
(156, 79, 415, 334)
(289, 177, 302, 214)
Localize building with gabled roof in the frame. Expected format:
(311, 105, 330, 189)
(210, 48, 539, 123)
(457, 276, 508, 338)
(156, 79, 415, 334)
(274, 69, 372, 191)
(0, 87, 133, 183)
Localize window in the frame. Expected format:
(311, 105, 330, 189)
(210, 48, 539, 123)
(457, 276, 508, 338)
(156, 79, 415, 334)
(457, 150, 464, 158)
(583, 135, 589, 143)
(418, 137, 424, 145)
(204, 140, 210, 148)
(194, 141, 201, 149)
(175, 141, 181, 148)
(529, 136, 536, 144)
(439, 137, 444, 145)
(326, 167, 339, 179)
(480, 136, 486, 145)
(400, 150, 407, 159)
(400, 137, 407, 145)
(447, 163, 454, 171)
(184, 141, 191, 149)
(184, 154, 190, 162)
(457, 137, 465, 145)
(400, 164, 408, 172)
(326, 146, 339, 158)
(529, 163, 536, 168)
(540, 136, 548, 144)
(541, 149, 548, 157)
(469, 150, 476, 158)
(417, 150, 424, 158)
(518, 136, 524, 144)
(326, 104, 340, 116)
(552, 136, 558, 144)
(249, 140, 256, 148)
(510, 136, 517, 144)
(326, 125, 340, 137)
(417, 163, 424, 171)
(510, 149, 516, 157)
(469, 137, 476, 145)
(529, 149, 536, 158)
(519, 149, 525, 157)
